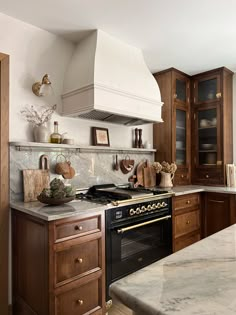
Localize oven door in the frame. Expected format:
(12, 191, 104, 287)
(110, 214, 172, 281)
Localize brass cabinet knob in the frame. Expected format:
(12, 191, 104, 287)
(76, 299, 83, 305)
(186, 220, 190, 225)
(181, 174, 184, 178)
(205, 174, 209, 179)
(74, 225, 83, 231)
(186, 200, 190, 204)
(216, 92, 222, 99)
(75, 258, 83, 263)
(174, 93, 177, 99)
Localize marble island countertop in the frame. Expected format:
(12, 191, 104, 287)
(110, 224, 236, 315)
(10, 199, 108, 221)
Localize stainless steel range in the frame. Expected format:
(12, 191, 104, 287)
(77, 184, 173, 302)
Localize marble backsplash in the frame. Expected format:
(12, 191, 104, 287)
(10, 146, 155, 201)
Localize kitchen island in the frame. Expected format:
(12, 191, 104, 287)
(110, 224, 236, 315)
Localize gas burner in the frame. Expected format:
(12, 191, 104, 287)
(76, 184, 171, 205)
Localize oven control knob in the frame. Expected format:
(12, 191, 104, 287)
(151, 204, 156, 209)
(157, 202, 161, 209)
(136, 207, 141, 214)
(129, 208, 136, 216)
(147, 205, 152, 211)
(161, 202, 167, 207)
(141, 206, 146, 213)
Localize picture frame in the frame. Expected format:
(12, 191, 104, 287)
(92, 127, 110, 146)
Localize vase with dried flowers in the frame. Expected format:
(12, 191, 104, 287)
(153, 161, 177, 188)
(20, 104, 57, 142)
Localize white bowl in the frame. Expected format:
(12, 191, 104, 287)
(200, 119, 210, 128)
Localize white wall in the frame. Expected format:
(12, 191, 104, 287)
(0, 12, 153, 148)
(233, 76, 236, 162)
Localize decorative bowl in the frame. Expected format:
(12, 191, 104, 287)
(37, 195, 75, 205)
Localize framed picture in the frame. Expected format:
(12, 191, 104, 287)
(92, 127, 110, 146)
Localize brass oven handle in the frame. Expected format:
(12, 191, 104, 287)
(116, 215, 171, 234)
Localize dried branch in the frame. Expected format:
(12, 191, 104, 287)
(20, 104, 57, 126)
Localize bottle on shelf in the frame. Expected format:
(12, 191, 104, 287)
(50, 121, 62, 144)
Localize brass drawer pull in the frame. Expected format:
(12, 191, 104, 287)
(186, 200, 190, 204)
(74, 225, 83, 231)
(76, 299, 84, 305)
(205, 174, 209, 178)
(181, 174, 184, 178)
(75, 258, 83, 263)
(186, 220, 190, 225)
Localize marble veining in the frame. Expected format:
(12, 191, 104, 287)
(10, 200, 108, 221)
(10, 146, 154, 201)
(110, 224, 236, 315)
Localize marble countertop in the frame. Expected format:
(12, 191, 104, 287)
(167, 185, 236, 196)
(110, 224, 236, 315)
(10, 200, 108, 221)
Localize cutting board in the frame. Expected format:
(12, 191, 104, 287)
(23, 155, 50, 202)
(143, 160, 156, 188)
(135, 161, 146, 187)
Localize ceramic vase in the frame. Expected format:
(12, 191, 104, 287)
(33, 124, 50, 143)
(159, 171, 174, 188)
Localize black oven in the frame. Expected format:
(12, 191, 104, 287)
(105, 196, 172, 300)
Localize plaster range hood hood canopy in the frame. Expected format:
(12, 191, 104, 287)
(62, 30, 163, 125)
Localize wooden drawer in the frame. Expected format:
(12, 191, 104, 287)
(56, 239, 100, 284)
(174, 233, 201, 252)
(55, 216, 100, 241)
(173, 193, 200, 213)
(174, 168, 190, 186)
(174, 209, 200, 239)
(56, 277, 102, 315)
(193, 168, 223, 185)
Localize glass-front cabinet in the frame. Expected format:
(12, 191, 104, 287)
(192, 103, 223, 185)
(193, 73, 221, 105)
(195, 105, 220, 167)
(175, 109, 187, 166)
(173, 73, 189, 107)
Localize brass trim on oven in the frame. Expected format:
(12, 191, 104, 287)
(111, 192, 173, 206)
(116, 215, 171, 234)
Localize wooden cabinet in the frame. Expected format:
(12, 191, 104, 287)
(153, 68, 191, 185)
(203, 192, 236, 237)
(191, 67, 233, 185)
(12, 210, 106, 315)
(173, 193, 201, 252)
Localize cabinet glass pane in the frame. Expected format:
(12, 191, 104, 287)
(176, 79, 186, 102)
(176, 109, 186, 165)
(198, 108, 217, 165)
(198, 78, 217, 102)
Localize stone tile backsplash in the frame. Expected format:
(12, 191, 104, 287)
(10, 146, 154, 201)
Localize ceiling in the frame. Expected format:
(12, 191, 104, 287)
(0, 0, 236, 74)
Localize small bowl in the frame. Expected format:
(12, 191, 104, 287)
(201, 144, 213, 150)
(200, 119, 211, 128)
(37, 195, 75, 205)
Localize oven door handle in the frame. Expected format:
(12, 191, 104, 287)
(116, 215, 171, 234)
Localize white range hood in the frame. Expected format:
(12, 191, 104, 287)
(62, 30, 163, 125)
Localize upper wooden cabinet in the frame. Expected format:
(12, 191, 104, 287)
(191, 67, 233, 185)
(153, 68, 191, 185)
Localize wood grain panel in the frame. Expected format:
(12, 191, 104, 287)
(0, 53, 9, 315)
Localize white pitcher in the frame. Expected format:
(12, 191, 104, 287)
(159, 171, 174, 188)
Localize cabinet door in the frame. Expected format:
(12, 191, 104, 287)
(173, 72, 190, 108)
(193, 73, 221, 105)
(173, 107, 190, 184)
(204, 193, 230, 237)
(192, 103, 223, 184)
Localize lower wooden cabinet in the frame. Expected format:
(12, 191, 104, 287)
(203, 192, 236, 237)
(173, 193, 201, 252)
(12, 210, 106, 315)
